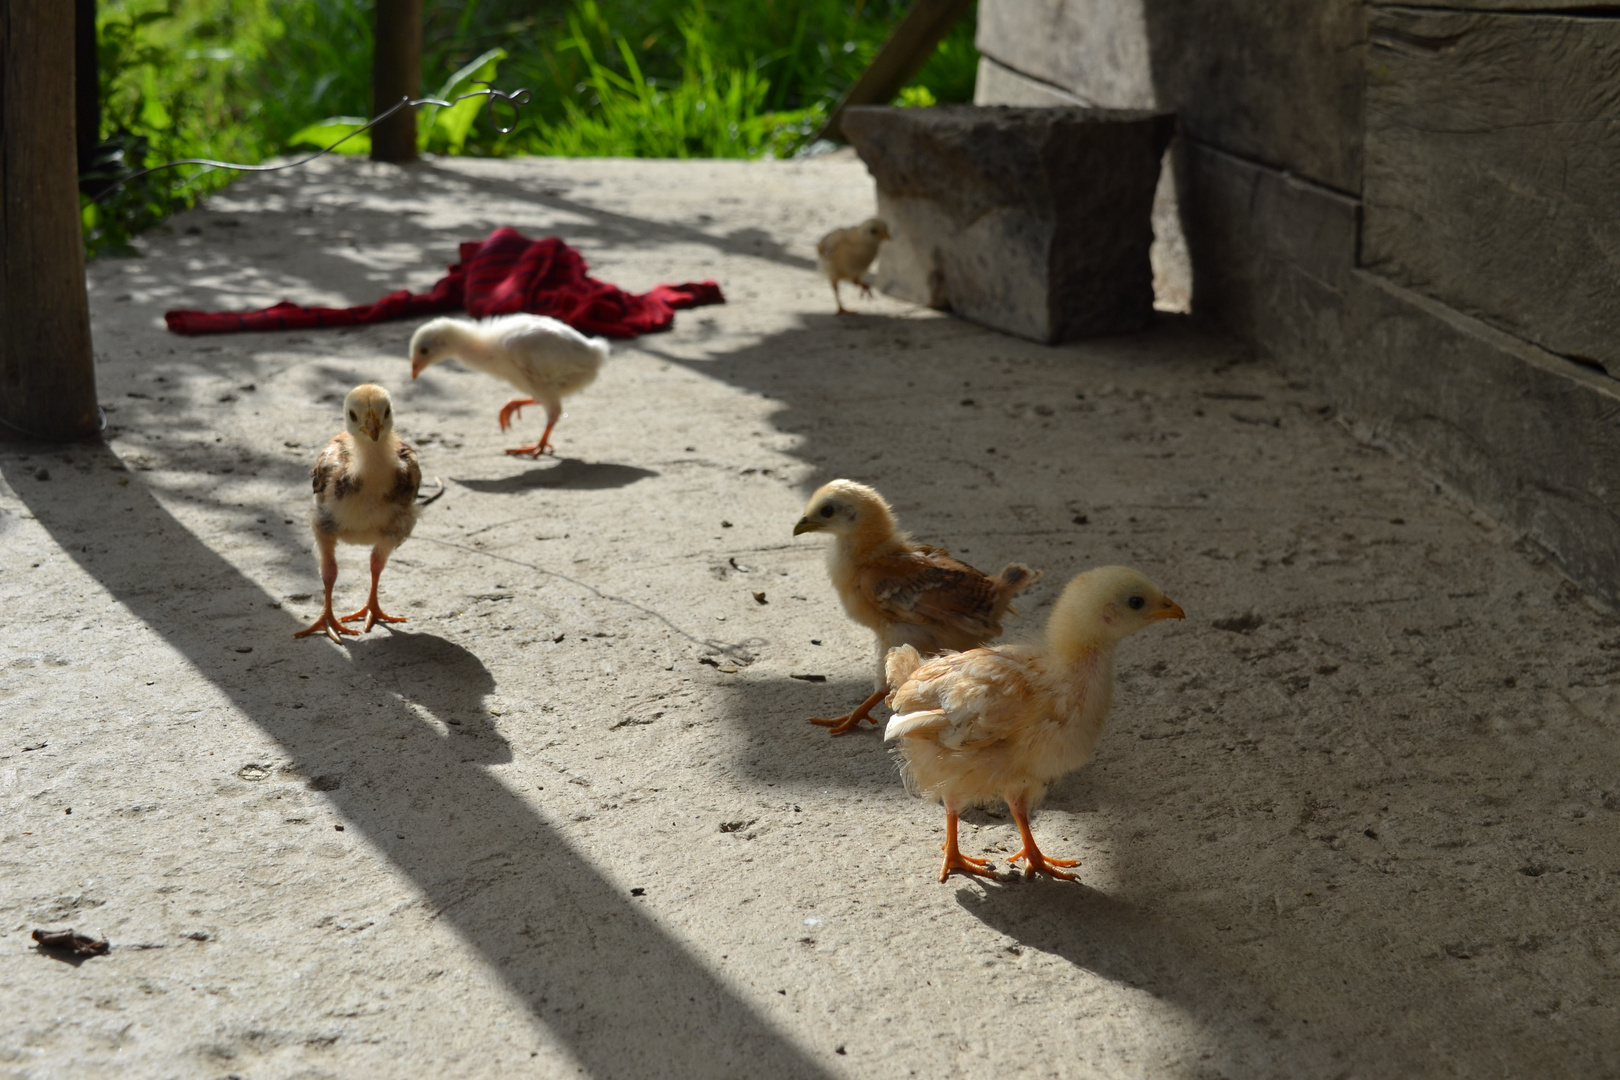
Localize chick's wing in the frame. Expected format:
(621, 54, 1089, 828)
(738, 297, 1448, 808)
(887, 647, 1047, 750)
(311, 435, 354, 501)
(859, 547, 1003, 638)
(392, 441, 422, 504)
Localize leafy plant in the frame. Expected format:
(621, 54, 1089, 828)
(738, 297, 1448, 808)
(81, 0, 980, 255)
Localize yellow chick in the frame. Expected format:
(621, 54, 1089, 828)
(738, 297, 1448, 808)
(295, 384, 421, 643)
(884, 566, 1185, 882)
(816, 218, 890, 315)
(409, 314, 608, 457)
(793, 479, 1039, 735)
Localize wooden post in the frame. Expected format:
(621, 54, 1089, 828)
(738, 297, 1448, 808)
(75, 0, 97, 175)
(371, 0, 422, 164)
(0, 0, 100, 441)
(819, 0, 975, 142)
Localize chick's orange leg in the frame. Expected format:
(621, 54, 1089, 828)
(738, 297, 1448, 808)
(341, 547, 408, 632)
(831, 280, 853, 316)
(809, 687, 887, 735)
(498, 398, 536, 432)
(1007, 799, 1079, 882)
(939, 811, 997, 883)
(505, 406, 560, 458)
(295, 536, 358, 643)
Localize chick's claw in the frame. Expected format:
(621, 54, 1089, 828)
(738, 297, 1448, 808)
(940, 852, 1000, 883)
(295, 611, 360, 643)
(807, 712, 874, 735)
(340, 603, 408, 633)
(808, 688, 887, 735)
(497, 397, 536, 432)
(1010, 846, 1080, 881)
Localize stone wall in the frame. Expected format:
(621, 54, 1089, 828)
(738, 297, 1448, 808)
(974, 0, 1620, 607)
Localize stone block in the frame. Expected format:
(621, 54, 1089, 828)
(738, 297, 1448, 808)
(841, 104, 1173, 344)
(974, 57, 1190, 313)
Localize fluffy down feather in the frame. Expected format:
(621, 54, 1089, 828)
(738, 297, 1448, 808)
(884, 566, 1185, 881)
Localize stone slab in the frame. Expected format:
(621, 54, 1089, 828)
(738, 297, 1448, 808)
(843, 104, 1173, 342)
(975, 0, 1365, 193)
(1363, 6, 1620, 371)
(973, 57, 1191, 313)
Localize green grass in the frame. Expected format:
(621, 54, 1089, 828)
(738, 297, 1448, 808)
(85, 0, 980, 254)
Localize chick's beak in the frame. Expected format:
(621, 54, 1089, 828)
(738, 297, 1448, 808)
(410, 359, 424, 379)
(793, 517, 820, 536)
(1147, 597, 1186, 622)
(363, 413, 382, 441)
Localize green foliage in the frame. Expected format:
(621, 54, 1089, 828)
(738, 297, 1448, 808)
(287, 117, 371, 155)
(421, 47, 509, 154)
(524, 4, 817, 159)
(82, 0, 279, 256)
(82, 0, 979, 255)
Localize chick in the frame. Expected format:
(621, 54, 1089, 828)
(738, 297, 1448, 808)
(793, 479, 1039, 735)
(816, 218, 890, 315)
(409, 314, 608, 457)
(295, 384, 421, 643)
(884, 566, 1185, 882)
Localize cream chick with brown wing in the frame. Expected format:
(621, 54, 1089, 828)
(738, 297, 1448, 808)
(295, 384, 421, 643)
(884, 565, 1184, 882)
(794, 479, 1039, 734)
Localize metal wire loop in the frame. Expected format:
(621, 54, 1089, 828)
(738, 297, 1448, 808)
(90, 85, 534, 202)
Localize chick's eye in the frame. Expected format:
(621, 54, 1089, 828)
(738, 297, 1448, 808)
(819, 505, 836, 518)
(348, 410, 358, 421)
(384, 407, 391, 417)
(1127, 595, 1145, 611)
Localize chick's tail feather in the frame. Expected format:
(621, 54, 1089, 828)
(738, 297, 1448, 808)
(994, 563, 1042, 618)
(885, 709, 949, 742)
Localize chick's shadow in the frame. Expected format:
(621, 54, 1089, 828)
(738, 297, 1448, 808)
(453, 457, 657, 493)
(711, 674, 901, 791)
(346, 631, 509, 762)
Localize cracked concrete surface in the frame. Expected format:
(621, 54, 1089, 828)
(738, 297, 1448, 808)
(2, 153, 1618, 1079)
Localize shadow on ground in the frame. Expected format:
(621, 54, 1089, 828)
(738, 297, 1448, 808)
(2, 447, 832, 1080)
(453, 457, 658, 493)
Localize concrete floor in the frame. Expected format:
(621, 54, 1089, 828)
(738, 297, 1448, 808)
(2, 153, 1618, 1080)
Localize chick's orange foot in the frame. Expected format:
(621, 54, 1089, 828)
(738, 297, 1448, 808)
(808, 688, 888, 735)
(295, 610, 360, 643)
(938, 814, 997, 881)
(1008, 844, 1080, 881)
(939, 850, 999, 883)
(497, 397, 537, 432)
(504, 441, 555, 458)
(340, 602, 408, 632)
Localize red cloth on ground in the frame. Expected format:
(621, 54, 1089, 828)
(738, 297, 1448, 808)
(163, 227, 724, 338)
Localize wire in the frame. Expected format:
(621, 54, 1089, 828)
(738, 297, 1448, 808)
(89, 85, 534, 203)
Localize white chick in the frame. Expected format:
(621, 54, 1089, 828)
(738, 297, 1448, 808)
(884, 566, 1185, 882)
(409, 313, 608, 457)
(295, 384, 421, 643)
(816, 218, 891, 315)
(794, 479, 1039, 734)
